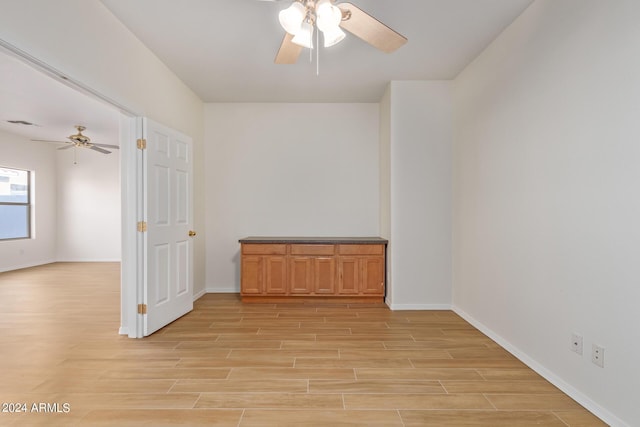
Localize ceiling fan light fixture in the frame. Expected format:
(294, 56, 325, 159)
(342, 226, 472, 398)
(291, 20, 314, 49)
(278, 1, 306, 35)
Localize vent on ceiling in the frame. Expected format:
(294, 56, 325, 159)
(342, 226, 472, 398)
(7, 120, 36, 126)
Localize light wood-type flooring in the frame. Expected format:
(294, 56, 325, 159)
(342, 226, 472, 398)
(0, 262, 606, 426)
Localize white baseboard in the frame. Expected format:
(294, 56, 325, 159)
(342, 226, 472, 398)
(193, 289, 207, 301)
(206, 287, 240, 293)
(387, 302, 452, 311)
(55, 258, 121, 263)
(452, 305, 628, 427)
(118, 326, 129, 335)
(0, 259, 56, 273)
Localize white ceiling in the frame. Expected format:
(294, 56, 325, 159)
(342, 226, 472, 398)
(0, 0, 533, 142)
(101, 0, 534, 102)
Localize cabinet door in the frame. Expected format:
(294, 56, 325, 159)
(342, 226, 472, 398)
(265, 256, 288, 294)
(289, 257, 313, 294)
(241, 256, 262, 294)
(361, 257, 384, 295)
(314, 257, 336, 294)
(338, 257, 359, 294)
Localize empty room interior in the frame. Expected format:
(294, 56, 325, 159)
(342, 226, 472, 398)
(0, 0, 638, 426)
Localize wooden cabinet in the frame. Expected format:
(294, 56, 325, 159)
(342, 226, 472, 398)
(240, 238, 386, 303)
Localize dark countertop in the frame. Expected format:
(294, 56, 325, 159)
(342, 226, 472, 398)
(239, 236, 388, 244)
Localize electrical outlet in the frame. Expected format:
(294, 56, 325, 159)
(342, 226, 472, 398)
(592, 344, 605, 368)
(570, 333, 583, 355)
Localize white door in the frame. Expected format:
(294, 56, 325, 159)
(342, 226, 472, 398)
(140, 118, 194, 336)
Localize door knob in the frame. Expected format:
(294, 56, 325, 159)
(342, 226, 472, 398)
(188, 230, 197, 237)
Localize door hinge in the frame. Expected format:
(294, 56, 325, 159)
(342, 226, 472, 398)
(137, 303, 147, 315)
(137, 138, 147, 150)
(137, 221, 147, 232)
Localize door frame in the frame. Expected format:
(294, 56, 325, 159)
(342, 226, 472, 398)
(120, 115, 144, 338)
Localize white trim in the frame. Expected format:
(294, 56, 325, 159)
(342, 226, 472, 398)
(452, 305, 628, 427)
(387, 303, 452, 311)
(0, 259, 56, 273)
(206, 287, 240, 293)
(120, 114, 139, 338)
(193, 289, 207, 301)
(118, 326, 129, 336)
(55, 258, 122, 263)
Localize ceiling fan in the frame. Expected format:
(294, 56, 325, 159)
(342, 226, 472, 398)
(32, 125, 119, 154)
(266, 0, 408, 64)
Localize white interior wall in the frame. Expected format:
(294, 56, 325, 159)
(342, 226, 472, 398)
(204, 103, 380, 291)
(0, 131, 56, 272)
(387, 81, 453, 309)
(55, 147, 121, 261)
(453, 1, 640, 425)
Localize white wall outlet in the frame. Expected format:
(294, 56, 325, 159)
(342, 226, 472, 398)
(592, 344, 605, 368)
(570, 333, 583, 355)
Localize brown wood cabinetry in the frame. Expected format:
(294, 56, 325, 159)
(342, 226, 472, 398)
(239, 237, 387, 303)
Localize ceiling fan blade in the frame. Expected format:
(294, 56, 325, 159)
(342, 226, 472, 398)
(89, 145, 111, 154)
(338, 2, 407, 53)
(92, 143, 120, 149)
(275, 32, 303, 64)
(57, 144, 74, 150)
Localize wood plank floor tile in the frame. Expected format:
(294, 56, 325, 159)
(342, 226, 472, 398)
(101, 368, 231, 380)
(441, 380, 562, 394)
(170, 379, 309, 393)
(239, 409, 404, 426)
(227, 367, 356, 380)
(340, 349, 451, 359)
(281, 340, 386, 350)
(344, 393, 494, 410)
(295, 357, 414, 369)
(399, 410, 567, 426)
(354, 367, 483, 380)
(176, 357, 295, 368)
(553, 410, 610, 426)
(195, 392, 344, 409)
(411, 358, 528, 368)
(230, 349, 339, 359)
(309, 379, 444, 394)
(485, 393, 585, 410)
(79, 409, 243, 426)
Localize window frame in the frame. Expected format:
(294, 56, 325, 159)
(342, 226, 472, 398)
(0, 166, 32, 241)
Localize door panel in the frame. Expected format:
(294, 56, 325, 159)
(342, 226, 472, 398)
(143, 118, 194, 336)
(338, 257, 359, 294)
(362, 257, 384, 294)
(265, 256, 287, 294)
(315, 257, 336, 294)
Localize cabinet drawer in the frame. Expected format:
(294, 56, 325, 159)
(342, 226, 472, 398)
(337, 244, 384, 255)
(242, 244, 287, 255)
(290, 244, 335, 256)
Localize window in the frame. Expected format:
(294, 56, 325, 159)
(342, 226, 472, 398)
(0, 167, 31, 240)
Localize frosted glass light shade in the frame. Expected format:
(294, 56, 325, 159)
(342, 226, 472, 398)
(316, 0, 342, 32)
(291, 21, 314, 48)
(279, 2, 306, 35)
(322, 25, 345, 47)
